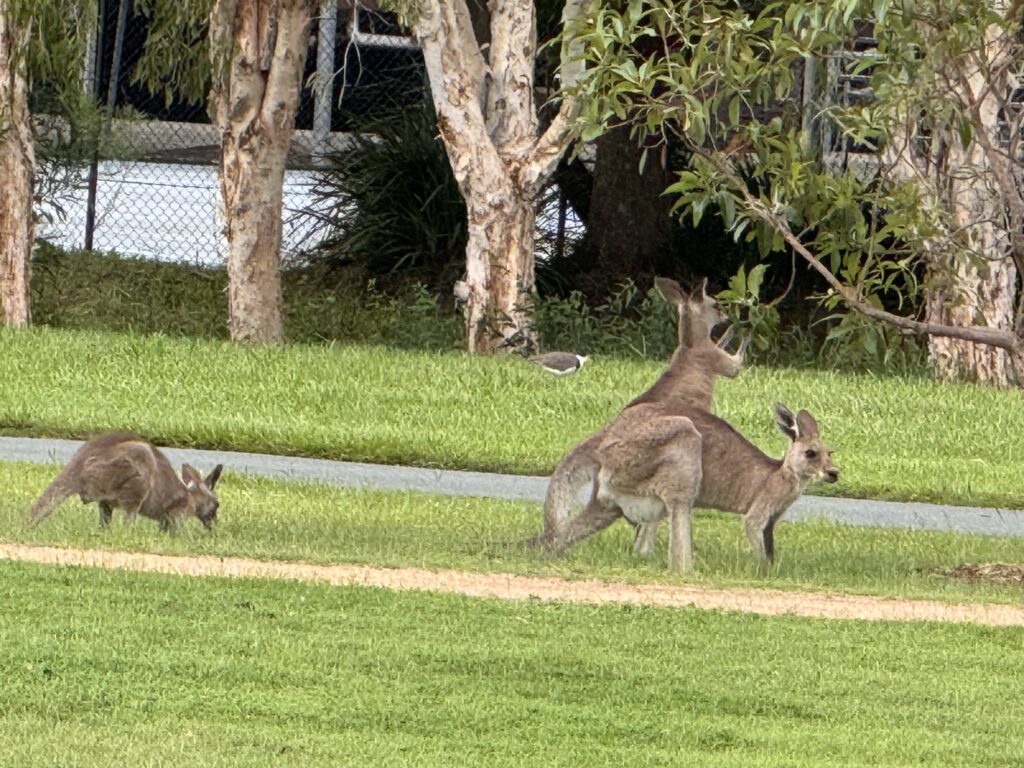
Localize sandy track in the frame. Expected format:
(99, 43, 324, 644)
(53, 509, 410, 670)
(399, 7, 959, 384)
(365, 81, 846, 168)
(3, 541, 1023, 626)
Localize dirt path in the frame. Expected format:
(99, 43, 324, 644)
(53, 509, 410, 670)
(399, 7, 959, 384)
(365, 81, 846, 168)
(4, 542, 1024, 626)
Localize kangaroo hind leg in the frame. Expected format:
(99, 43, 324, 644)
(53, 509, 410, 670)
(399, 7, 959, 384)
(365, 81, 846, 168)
(98, 501, 114, 527)
(655, 425, 703, 572)
(560, 496, 622, 553)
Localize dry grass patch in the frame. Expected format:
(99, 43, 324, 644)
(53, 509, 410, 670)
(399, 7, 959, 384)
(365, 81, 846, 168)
(940, 562, 1024, 586)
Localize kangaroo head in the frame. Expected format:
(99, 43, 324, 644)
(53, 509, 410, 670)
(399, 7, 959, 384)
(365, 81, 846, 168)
(773, 403, 839, 487)
(684, 279, 726, 346)
(181, 463, 223, 529)
(655, 277, 726, 348)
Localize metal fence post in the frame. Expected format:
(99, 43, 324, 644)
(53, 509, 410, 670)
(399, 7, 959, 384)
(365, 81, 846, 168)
(83, 0, 130, 251)
(313, 0, 337, 166)
(83, 0, 107, 251)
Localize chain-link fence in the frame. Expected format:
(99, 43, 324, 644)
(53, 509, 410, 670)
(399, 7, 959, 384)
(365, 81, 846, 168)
(36, 0, 427, 264)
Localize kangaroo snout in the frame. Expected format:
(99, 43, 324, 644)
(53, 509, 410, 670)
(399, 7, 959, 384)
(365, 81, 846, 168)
(825, 468, 839, 483)
(200, 502, 219, 529)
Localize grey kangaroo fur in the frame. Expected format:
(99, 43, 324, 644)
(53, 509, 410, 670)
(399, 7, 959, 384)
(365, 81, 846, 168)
(579, 401, 838, 571)
(28, 432, 224, 532)
(536, 277, 749, 556)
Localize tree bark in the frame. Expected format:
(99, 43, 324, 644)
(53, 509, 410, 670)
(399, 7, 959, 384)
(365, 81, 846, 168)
(412, 0, 585, 353)
(460, 177, 536, 349)
(208, 0, 314, 343)
(0, 9, 33, 328)
(922, 17, 1018, 387)
(926, 221, 1017, 386)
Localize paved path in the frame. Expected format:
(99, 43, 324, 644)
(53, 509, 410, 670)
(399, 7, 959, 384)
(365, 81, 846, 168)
(3, 435, 1023, 537)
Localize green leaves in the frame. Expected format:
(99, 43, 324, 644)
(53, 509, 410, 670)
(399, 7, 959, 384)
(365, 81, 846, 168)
(132, 0, 214, 105)
(569, 0, 1024, 361)
(715, 263, 780, 352)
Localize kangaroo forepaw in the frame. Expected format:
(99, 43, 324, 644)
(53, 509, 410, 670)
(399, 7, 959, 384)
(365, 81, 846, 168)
(736, 333, 752, 357)
(523, 532, 562, 554)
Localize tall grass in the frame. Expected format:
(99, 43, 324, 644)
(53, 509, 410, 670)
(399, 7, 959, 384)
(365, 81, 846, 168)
(3, 326, 1022, 507)
(3, 560, 1023, 767)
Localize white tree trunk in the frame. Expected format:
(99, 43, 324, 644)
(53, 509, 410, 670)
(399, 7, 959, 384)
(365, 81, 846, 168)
(412, 0, 585, 353)
(924, 18, 1018, 387)
(460, 179, 536, 350)
(0, 9, 33, 328)
(926, 223, 1017, 386)
(209, 0, 314, 343)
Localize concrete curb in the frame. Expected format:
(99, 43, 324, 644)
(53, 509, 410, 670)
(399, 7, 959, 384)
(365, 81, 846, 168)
(2, 436, 1022, 537)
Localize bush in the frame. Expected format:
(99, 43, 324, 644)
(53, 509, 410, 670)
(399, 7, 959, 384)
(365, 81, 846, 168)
(295, 98, 466, 290)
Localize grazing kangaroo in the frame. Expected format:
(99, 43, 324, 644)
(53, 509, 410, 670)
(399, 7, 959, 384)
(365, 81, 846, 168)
(537, 278, 749, 552)
(558, 402, 838, 571)
(28, 432, 223, 532)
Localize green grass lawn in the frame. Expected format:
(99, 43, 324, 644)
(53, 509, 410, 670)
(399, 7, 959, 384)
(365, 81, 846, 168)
(2, 559, 1022, 767)
(4, 461, 1024, 605)
(2, 326, 1024, 508)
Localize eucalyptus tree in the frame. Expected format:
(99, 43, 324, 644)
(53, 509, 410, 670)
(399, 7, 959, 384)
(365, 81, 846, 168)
(139, 0, 317, 344)
(382, 0, 589, 353)
(573, 0, 1024, 385)
(207, 0, 317, 343)
(0, 0, 97, 327)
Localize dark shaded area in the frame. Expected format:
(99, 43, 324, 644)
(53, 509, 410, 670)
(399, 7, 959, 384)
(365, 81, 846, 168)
(94, 2, 426, 155)
(295, 99, 467, 294)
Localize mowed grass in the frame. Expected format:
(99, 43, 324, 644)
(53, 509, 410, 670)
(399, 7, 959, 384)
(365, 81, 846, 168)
(2, 559, 1023, 768)
(4, 461, 1024, 605)
(2, 326, 1024, 507)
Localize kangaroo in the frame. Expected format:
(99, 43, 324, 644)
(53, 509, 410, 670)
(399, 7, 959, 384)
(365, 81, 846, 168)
(28, 432, 223, 532)
(556, 402, 838, 571)
(536, 278, 749, 552)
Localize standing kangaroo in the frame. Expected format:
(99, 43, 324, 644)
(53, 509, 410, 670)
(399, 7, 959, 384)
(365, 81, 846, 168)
(28, 432, 224, 532)
(537, 278, 749, 552)
(557, 402, 838, 571)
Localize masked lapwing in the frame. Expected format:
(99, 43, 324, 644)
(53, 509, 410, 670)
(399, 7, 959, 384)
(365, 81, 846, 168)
(528, 351, 589, 375)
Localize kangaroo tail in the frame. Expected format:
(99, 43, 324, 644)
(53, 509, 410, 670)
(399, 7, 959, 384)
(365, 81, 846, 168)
(28, 471, 74, 526)
(531, 434, 602, 549)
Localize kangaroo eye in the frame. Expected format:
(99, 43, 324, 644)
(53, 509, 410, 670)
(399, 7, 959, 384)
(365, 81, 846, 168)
(804, 449, 818, 459)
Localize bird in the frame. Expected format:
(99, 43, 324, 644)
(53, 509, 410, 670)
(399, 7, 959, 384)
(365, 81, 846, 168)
(528, 351, 589, 375)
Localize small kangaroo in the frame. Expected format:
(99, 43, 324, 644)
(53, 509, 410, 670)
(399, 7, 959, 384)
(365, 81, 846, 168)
(557, 402, 838, 571)
(537, 278, 749, 552)
(28, 432, 223, 532)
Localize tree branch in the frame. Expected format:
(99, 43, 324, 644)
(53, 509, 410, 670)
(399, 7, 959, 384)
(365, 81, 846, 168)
(520, 0, 586, 190)
(704, 151, 1020, 352)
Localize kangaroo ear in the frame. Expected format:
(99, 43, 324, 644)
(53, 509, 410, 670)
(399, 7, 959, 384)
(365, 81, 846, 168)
(654, 277, 687, 306)
(205, 464, 224, 490)
(796, 410, 819, 439)
(181, 464, 201, 488)
(774, 403, 798, 441)
(697, 277, 710, 302)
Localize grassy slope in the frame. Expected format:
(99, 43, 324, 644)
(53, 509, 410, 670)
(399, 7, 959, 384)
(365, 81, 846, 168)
(3, 327, 1024, 507)
(2, 559, 1022, 768)
(4, 462, 1023, 605)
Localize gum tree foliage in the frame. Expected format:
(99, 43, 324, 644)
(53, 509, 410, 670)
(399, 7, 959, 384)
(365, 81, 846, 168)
(572, 0, 1024, 385)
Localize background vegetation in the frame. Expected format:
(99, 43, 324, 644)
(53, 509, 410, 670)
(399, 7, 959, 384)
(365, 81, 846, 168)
(31, 244, 928, 372)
